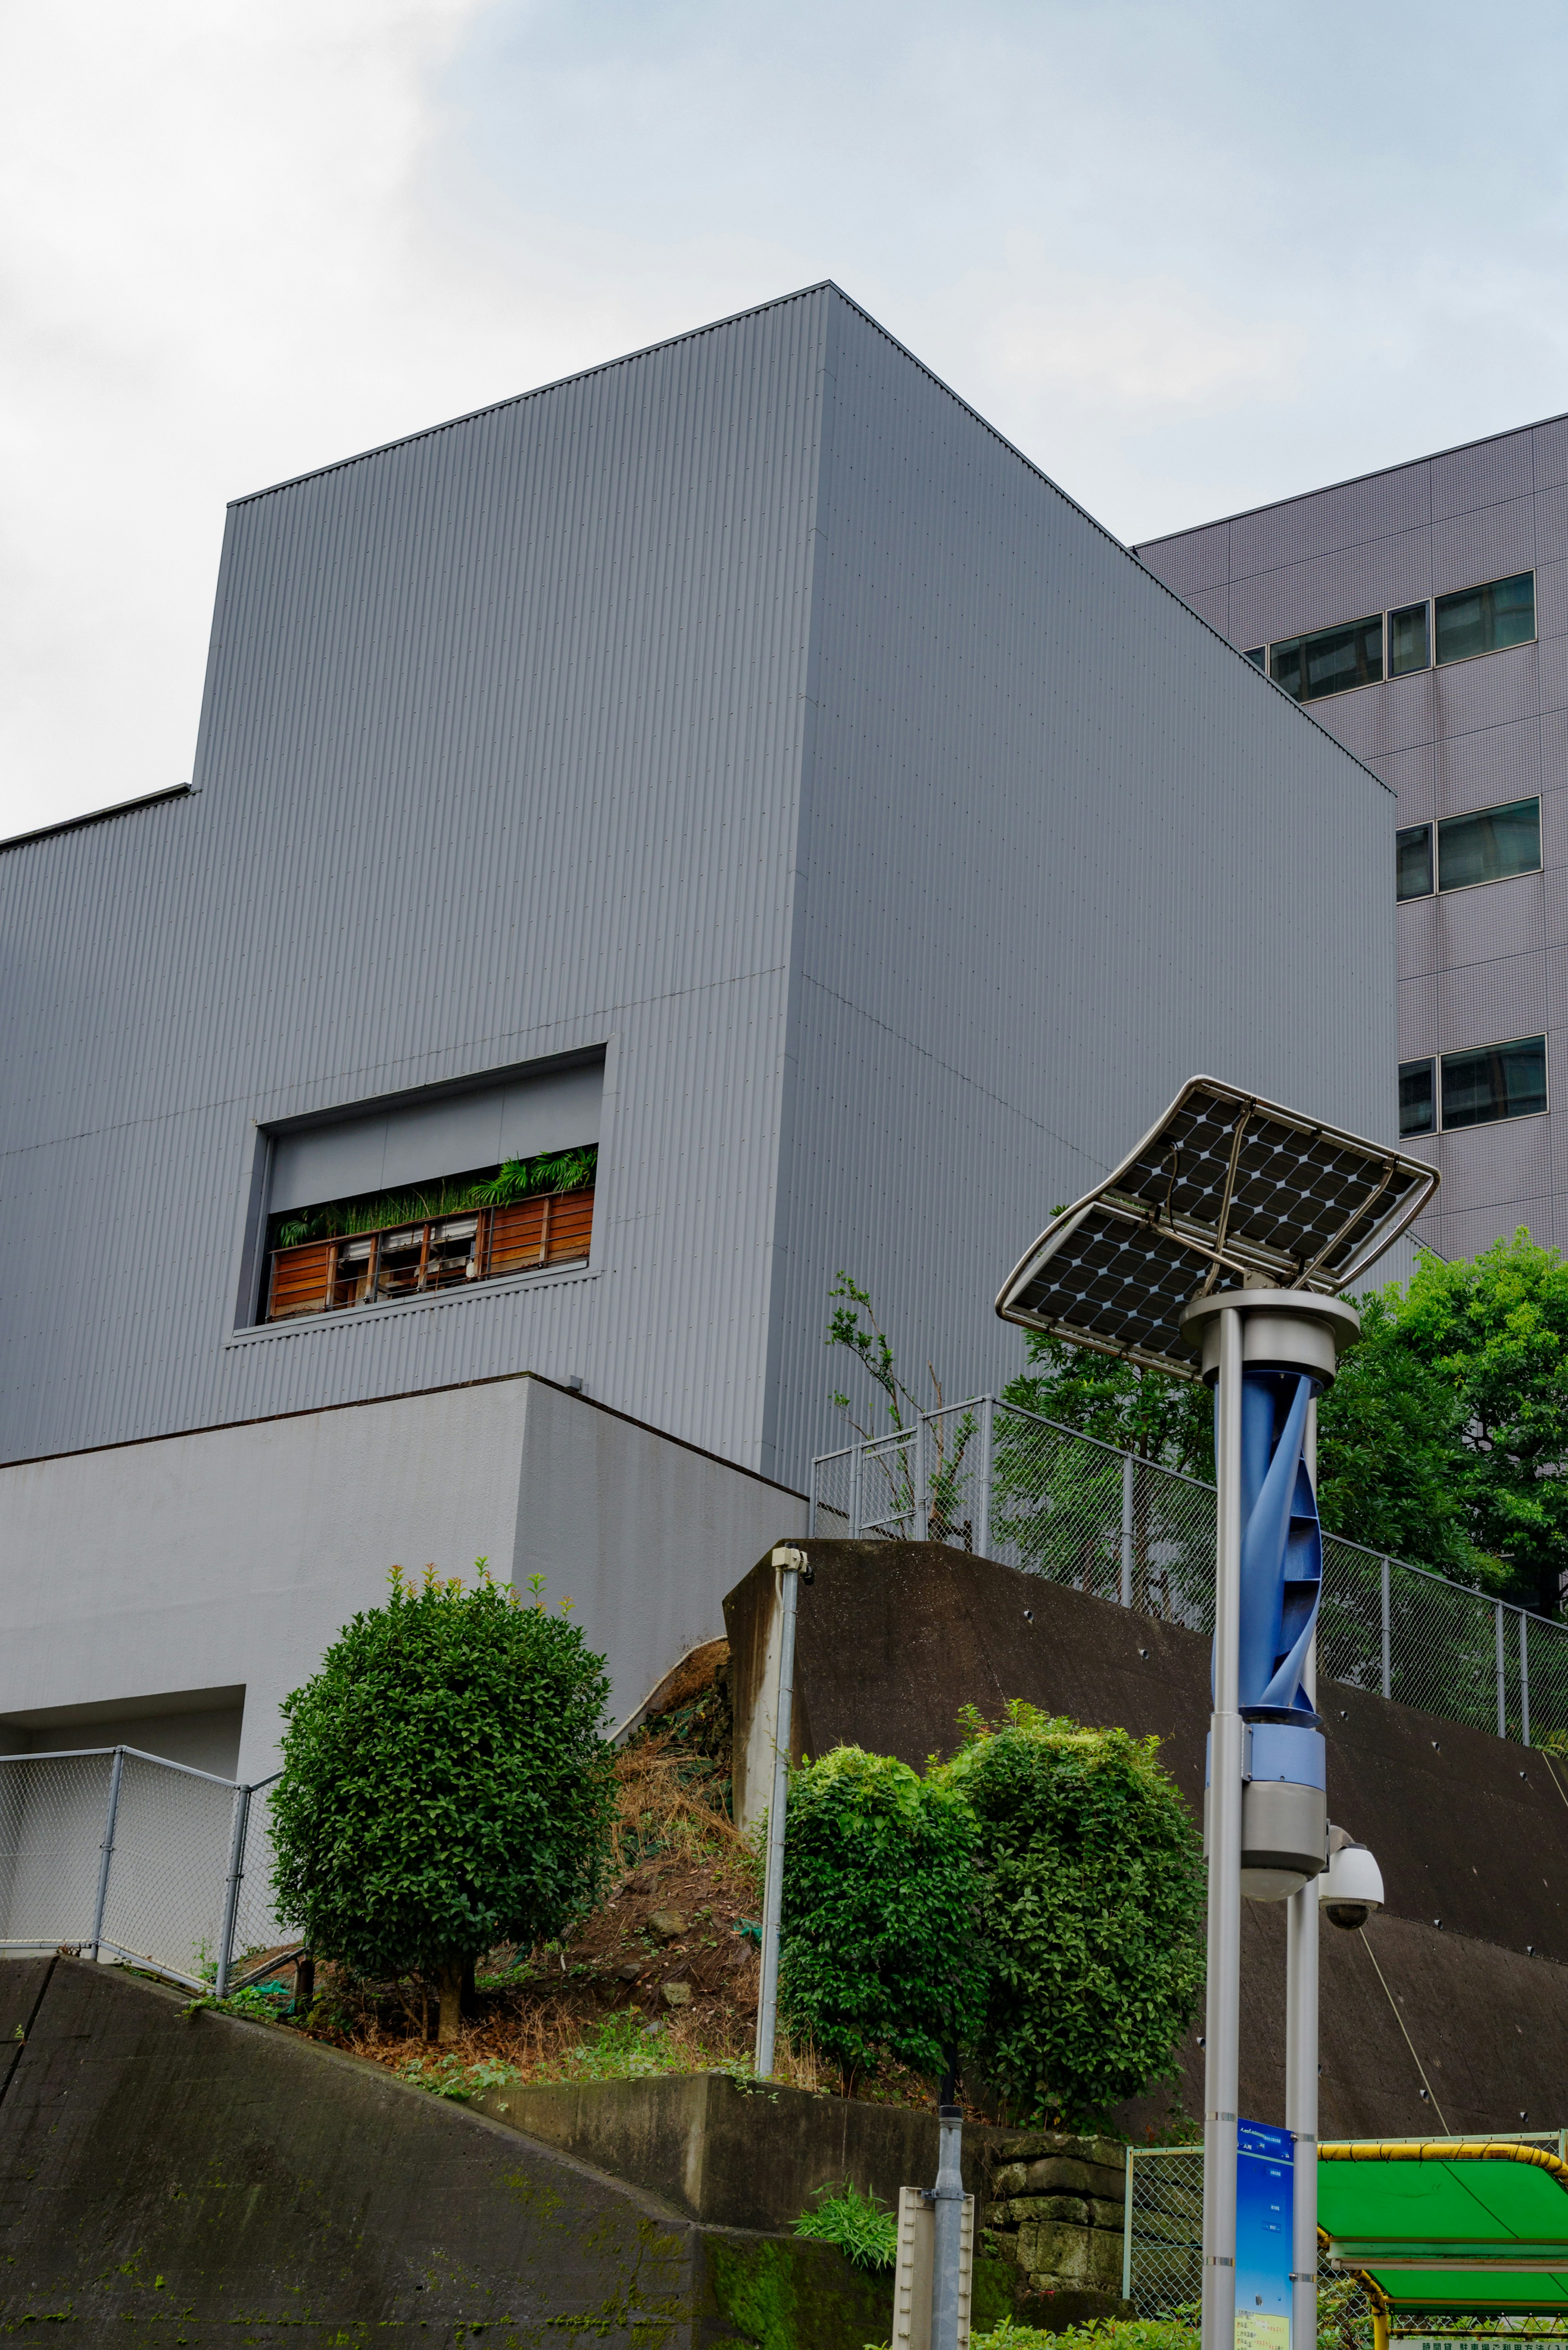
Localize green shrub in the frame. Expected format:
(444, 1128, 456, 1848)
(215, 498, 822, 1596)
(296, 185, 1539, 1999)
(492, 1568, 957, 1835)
(972, 2323, 1198, 2350)
(778, 1746, 983, 2096)
(794, 2182, 900, 2271)
(934, 1702, 1204, 2127)
(270, 1563, 613, 2042)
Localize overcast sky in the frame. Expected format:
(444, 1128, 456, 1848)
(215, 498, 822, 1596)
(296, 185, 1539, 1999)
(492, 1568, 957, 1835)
(6, 0, 1568, 837)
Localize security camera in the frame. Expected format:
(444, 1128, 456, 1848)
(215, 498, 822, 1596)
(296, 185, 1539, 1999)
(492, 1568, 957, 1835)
(1320, 1823, 1384, 1931)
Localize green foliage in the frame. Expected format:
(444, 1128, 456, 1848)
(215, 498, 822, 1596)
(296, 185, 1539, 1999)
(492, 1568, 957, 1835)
(970, 2323, 1198, 2350)
(933, 1703, 1205, 2128)
(270, 1563, 614, 1988)
(1320, 1231, 1568, 1612)
(1002, 1332, 1214, 1480)
(793, 2182, 899, 2272)
(778, 1746, 984, 2095)
(272, 1144, 597, 1248)
(398, 2051, 525, 2098)
(826, 1276, 977, 1537)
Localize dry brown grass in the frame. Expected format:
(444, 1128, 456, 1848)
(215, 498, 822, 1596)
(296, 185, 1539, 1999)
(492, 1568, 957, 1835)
(283, 1710, 924, 2108)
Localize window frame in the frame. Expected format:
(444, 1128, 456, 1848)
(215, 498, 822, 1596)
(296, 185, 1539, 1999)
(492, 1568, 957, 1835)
(1433, 796, 1542, 897)
(1251, 570, 1536, 704)
(1267, 611, 1385, 705)
(1399, 1035, 1548, 1137)
(1396, 823, 1434, 903)
(1432, 570, 1537, 671)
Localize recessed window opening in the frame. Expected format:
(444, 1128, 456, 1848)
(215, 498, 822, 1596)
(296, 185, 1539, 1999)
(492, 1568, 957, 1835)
(1434, 572, 1535, 666)
(1269, 613, 1383, 703)
(1250, 572, 1534, 705)
(263, 1147, 597, 1323)
(1399, 1038, 1546, 1137)
(1396, 825, 1434, 902)
(1393, 797, 1539, 902)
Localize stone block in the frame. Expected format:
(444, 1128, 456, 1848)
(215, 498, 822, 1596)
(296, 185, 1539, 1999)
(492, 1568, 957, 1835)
(996, 2193, 1090, 2226)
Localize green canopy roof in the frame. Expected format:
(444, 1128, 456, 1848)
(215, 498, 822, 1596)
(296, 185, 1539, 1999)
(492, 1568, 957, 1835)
(1320, 2143, 1568, 2316)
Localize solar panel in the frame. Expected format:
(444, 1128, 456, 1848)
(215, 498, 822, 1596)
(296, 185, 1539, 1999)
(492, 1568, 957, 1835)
(995, 1075, 1440, 1379)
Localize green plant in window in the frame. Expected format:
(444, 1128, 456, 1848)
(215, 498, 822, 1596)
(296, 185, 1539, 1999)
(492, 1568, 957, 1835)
(268, 1144, 597, 1250)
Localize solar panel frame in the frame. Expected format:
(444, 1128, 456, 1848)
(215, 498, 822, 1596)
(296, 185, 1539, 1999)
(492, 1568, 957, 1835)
(995, 1075, 1440, 1380)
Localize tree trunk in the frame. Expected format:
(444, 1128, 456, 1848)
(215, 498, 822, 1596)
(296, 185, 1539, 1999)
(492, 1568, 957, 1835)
(438, 1958, 464, 2046)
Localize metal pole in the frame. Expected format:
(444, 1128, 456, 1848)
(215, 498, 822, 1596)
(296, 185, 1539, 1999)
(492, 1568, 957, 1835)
(1122, 2146, 1135, 2302)
(930, 2103, 964, 2350)
(1120, 1450, 1135, 1609)
(755, 1546, 805, 2077)
(978, 1394, 994, 1560)
(1287, 1397, 1321, 2350)
(89, 1746, 125, 1963)
(215, 1781, 252, 2000)
(1521, 1612, 1531, 1750)
(1380, 1557, 1392, 1700)
(915, 1415, 930, 1543)
(1497, 1601, 1507, 1740)
(850, 1442, 863, 1540)
(1201, 1305, 1244, 2350)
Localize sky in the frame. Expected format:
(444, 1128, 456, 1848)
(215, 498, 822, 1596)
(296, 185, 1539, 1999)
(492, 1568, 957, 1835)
(5, 0, 1568, 838)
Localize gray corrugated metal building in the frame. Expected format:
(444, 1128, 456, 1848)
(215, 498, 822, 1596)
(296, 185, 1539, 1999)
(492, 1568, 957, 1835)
(0, 282, 1398, 1765)
(1137, 414, 1568, 1264)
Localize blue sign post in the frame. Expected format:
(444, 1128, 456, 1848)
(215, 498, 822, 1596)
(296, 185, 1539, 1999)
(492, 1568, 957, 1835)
(1236, 2120, 1294, 2350)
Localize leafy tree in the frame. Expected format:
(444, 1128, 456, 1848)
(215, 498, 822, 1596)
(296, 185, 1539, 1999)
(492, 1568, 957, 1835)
(933, 1702, 1204, 2127)
(270, 1563, 614, 2042)
(777, 1746, 984, 2096)
(1002, 1330, 1214, 1480)
(1320, 1231, 1568, 1614)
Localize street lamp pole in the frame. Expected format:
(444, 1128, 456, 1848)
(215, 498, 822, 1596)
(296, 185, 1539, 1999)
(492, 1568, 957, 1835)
(1201, 1304, 1245, 2350)
(993, 1075, 1439, 2350)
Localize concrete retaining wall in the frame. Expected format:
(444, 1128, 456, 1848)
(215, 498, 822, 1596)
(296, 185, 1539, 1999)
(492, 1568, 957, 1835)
(726, 1540, 1568, 2138)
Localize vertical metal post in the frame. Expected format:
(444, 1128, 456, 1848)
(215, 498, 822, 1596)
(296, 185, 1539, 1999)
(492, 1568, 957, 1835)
(1521, 1612, 1531, 1750)
(1122, 2146, 1135, 2302)
(1497, 1601, 1507, 1739)
(755, 1547, 804, 2078)
(978, 1394, 994, 1561)
(915, 1416, 931, 1543)
(1287, 1396, 1320, 2350)
(1120, 1450, 1136, 1609)
(849, 1442, 863, 1540)
(1201, 1306, 1244, 2350)
(215, 1781, 253, 2000)
(1380, 1557, 1392, 1700)
(930, 2104, 964, 2350)
(89, 1746, 125, 1963)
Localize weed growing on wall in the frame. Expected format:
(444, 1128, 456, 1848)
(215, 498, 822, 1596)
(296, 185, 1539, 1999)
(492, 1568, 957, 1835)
(270, 1563, 613, 2043)
(777, 1746, 983, 2096)
(934, 1702, 1204, 2127)
(793, 2182, 899, 2271)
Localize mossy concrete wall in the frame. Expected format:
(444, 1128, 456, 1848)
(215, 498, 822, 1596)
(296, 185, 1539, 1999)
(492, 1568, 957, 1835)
(0, 1957, 1029, 2347)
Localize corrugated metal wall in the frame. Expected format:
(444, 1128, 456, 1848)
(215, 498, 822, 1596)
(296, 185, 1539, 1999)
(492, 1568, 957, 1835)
(764, 300, 1397, 1483)
(0, 289, 835, 1471)
(1, 283, 1396, 1491)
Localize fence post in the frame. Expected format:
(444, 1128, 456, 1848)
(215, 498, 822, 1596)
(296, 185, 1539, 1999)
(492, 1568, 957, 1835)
(1122, 2146, 1134, 2302)
(915, 1417, 930, 1543)
(89, 1746, 125, 1963)
(215, 1782, 253, 2000)
(1496, 1601, 1507, 1739)
(1120, 1451, 1135, 1609)
(849, 1441, 863, 1540)
(1521, 1612, 1531, 1750)
(1380, 1558, 1392, 1700)
(978, 1395, 994, 1561)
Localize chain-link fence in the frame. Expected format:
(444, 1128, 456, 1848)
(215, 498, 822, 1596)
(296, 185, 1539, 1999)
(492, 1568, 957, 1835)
(1123, 2145, 1379, 2346)
(0, 1747, 290, 1995)
(812, 1398, 1568, 1748)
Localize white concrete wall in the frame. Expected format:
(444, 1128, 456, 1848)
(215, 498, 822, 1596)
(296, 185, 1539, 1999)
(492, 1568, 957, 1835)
(0, 1375, 804, 1783)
